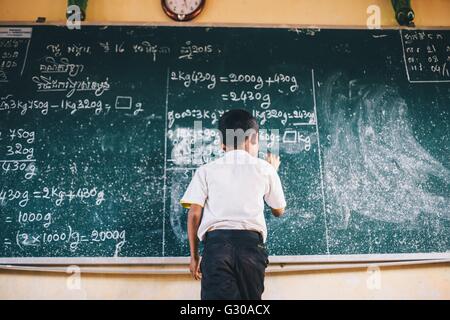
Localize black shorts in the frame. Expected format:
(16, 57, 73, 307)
(200, 229, 269, 300)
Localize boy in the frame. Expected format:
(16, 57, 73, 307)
(180, 109, 286, 300)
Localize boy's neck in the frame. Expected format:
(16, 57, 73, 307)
(224, 146, 247, 153)
(223, 145, 258, 157)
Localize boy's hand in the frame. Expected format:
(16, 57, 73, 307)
(266, 152, 281, 171)
(189, 255, 202, 280)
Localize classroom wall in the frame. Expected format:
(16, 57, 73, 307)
(0, 0, 449, 300)
(0, 0, 450, 27)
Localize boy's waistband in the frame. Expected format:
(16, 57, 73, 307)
(204, 229, 263, 244)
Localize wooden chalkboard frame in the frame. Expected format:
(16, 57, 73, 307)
(0, 252, 449, 265)
(0, 22, 449, 265)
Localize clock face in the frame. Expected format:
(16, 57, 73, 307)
(162, 0, 205, 21)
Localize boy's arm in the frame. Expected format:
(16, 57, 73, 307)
(180, 166, 207, 280)
(265, 153, 286, 217)
(187, 204, 203, 280)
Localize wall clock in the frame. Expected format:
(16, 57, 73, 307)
(162, 0, 206, 21)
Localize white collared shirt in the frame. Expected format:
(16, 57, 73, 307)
(180, 149, 286, 242)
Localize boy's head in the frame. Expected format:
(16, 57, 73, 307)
(218, 109, 259, 156)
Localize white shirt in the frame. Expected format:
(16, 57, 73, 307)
(180, 149, 286, 243)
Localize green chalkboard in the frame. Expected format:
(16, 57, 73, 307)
(0, 25, 448, 263)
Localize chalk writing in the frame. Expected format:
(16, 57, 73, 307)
(40, 57, 85, 77)
(401, 30, 450, 82)
(0, 187, 105, 207)
(0, 38, 30, 81)
(15, 226, 126, 253)
(179, 41, 214, 60)
(32, 76, 110, 98)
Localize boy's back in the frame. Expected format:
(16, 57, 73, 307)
(182, 149, 285, 243)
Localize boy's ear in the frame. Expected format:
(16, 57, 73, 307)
(221, 143, 226, 151)
(250, 132, 259, 145)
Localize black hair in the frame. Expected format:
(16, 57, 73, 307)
(218, 109, 259, 148)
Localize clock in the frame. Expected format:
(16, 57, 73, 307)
(162, 0, 205, 21)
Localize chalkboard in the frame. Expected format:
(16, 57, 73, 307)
(0, 25, 448, 264)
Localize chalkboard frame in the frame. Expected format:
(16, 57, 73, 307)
(0, 22, 449, 265)
(0, 252, 449, 265)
